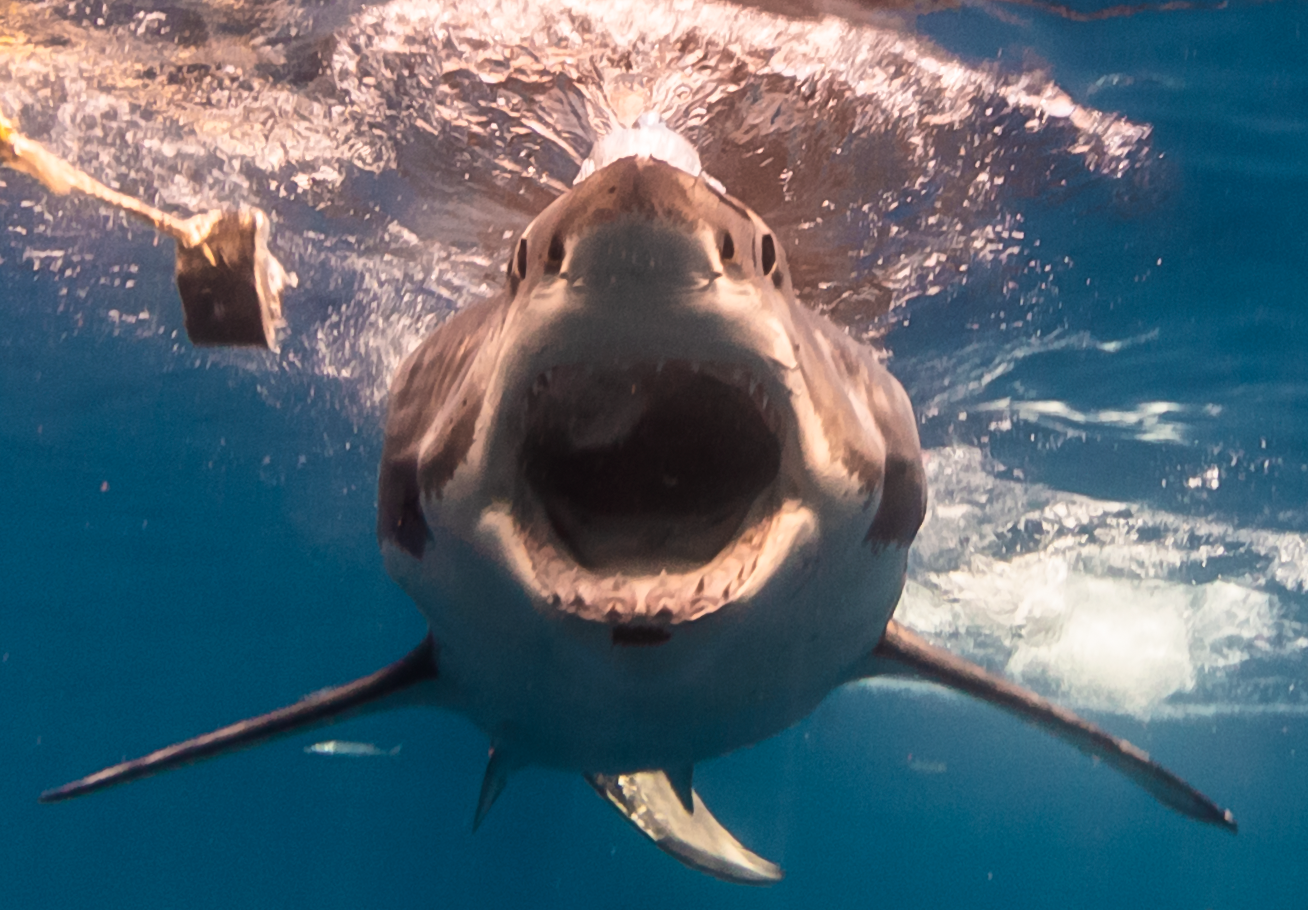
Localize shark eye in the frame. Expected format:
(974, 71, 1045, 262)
(760, 234, 776, 275)
(720, 231, 735, 261)
(545, 233, 565, 274)
(515, 238, 529, 278)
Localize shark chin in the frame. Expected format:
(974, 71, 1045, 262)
(42, 130, 1236, 887)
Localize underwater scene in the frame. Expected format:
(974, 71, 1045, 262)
(1, 0, 1305, 906)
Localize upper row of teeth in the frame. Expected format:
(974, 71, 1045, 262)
(529, 360, 776, 419)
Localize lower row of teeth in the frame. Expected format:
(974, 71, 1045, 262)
(530, 527, 768, 624)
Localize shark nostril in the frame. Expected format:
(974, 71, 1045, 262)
(760, 234, 776, 275)
(720, 231, 735, 261)
(516, 238, 529, 278)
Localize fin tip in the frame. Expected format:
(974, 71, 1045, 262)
(473, 747, 511, 832)
(38, 781, 83, 804)
(1220, 808, 1238, 833)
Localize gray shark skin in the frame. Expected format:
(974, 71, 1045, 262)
(41, 151, 1235, 885)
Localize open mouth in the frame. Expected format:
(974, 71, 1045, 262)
(515, 360, 785, 634)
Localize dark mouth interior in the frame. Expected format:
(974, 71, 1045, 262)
(521, 362, 780, 572)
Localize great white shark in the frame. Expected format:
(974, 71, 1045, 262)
(41, 120, 1235, 883)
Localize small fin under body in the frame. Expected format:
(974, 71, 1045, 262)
(40, 635, 438, 803)
(666, 764, 695, 814)
(862, 620, 1236, 832)
(587, 770, 783, 885)
(473, 746, 512, 831)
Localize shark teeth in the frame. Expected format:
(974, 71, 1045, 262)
(525, 358, 782, 436)
(507, 357, 798, 625)
(517, 503, 784, 626)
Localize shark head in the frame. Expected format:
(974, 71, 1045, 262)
(376, 148, 927, 769)
(380, 153, 926, 631)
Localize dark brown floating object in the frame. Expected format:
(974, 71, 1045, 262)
(175, 207, 288, 350)
(1, 111, 291, 351)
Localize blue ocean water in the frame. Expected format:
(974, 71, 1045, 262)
(1, 1, 1305, 907)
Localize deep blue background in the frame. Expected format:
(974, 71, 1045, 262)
(3, 2, 1306, 907)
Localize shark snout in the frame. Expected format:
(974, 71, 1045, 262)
(560, 160, 719, 288)
(568, 156, 709, 234)
(564, 217, 715, 290)
(513, 157, 758, 295)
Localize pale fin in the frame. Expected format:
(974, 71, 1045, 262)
(473, 746, 512, 832)
(587, 770, 783, 885)
(863, 621, 1237, 832)
(666, 764, 694, 814)
(40, 635, 438, 803)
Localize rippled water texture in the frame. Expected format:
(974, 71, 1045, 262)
(1, 0, 1304, 730)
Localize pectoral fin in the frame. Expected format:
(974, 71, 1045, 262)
(587, 770, 783, 885)
(861, 620, 1236, 832)
(40, 635, 439, 803)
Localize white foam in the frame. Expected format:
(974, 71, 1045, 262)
(897, 445, 1308, 718)
(971, 398, 1200, 444)
(574, 113, 707, 185)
